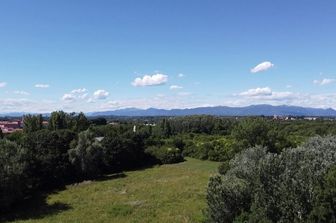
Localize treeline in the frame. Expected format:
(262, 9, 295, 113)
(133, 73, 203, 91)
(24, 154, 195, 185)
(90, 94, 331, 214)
(150, 116, 336, 163)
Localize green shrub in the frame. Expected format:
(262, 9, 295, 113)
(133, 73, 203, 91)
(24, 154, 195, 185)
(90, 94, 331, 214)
(218, 161, 230, 175)
(308, 165, 336, 222)
(0, 140, 29, 211)
(206, 136, 336, 223)
(145, 146, 184, 164)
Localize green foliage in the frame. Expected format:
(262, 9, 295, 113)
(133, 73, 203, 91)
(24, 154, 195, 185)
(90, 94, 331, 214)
(90, 117, 107, 126)
(48, 111, 69, 130)
(48, 111, 90, 132)
(0, 140, 29, 210)
(69, 130, 104, 179)
(206, 136, 336, 223)
(5, 130, 24, 143)
(308, 165, 336, 223)
(218, 160, 230, 175)
(145, 146, 184, 164)
(22, 129, 76, 187)
(74, 112, 90, 132)
(231, 118, 293, 153)
(183, 135, 238, 162)
(207, 175, 251, 223)
(154, 116, 237, 136)
(23, 114, 43, 133)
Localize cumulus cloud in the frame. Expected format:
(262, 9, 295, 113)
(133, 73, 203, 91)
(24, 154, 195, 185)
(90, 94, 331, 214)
(250, 61, 274, 73)
(62, 93, 76, 102)
(238, 87, 295, 103)
(35, 84, 50, 88)
(170, 85, 183, 90)
(61, 88, 89, 102)
(313, 78, 335, 86)
(240, 87, 272, 97)
(93, 89, 109, 99)
(132, 74, 168, 87)
(0, 82, 7, 88)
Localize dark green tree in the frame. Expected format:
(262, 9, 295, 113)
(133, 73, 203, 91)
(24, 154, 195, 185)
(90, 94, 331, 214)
(74, 112, 90, 132)
(23, 114, 43, 133)
(69, 130, 103, 179)
(0, 140, 29, 210)
(308, 166, 336, 223)
(48, 111, 69, 130)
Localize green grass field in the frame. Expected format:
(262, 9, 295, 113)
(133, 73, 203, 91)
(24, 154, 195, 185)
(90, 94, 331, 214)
(5, 158, 219, 223)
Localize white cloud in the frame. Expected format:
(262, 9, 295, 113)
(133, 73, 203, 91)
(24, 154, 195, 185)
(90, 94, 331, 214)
(313, 78, 335, 86)
(0, 82, 7, 88)
(239, 87, 272, 97)
(71, 88, 87, 94)
(35, 84, 50, 88)
(170, 85, 183, 90)
(79, 93, 89, 99)
(62, 93, 76, 102)
(93, 89, 109, 100)
(13, 90, 30, 96)
(178, 73, 184, 78)
(132, 73, 168, 87)
(238, 87, 295, 104)
(250, 61, 274, 73)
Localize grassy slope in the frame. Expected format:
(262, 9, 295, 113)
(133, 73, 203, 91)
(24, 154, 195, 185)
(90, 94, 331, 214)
(9, 158, 219, 223)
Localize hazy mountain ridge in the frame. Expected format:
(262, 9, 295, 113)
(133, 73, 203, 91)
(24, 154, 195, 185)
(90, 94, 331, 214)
(88, 105, 336, 117)
(1, 105, 336, 117)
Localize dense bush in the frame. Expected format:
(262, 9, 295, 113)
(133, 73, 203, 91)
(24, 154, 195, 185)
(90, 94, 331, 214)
(308, 165, 336, 222)
(183, 136, 238, 162)
(101, 130, 151, 171)
(206, 136, 336, 223)
(145, 146, 184, 164)
(69, 130, 104, 179)
(0, 140, 29, 210)
(22, 129, 76, 187)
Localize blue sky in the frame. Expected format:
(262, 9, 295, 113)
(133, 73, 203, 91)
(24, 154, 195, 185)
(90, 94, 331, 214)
(0, 0, 336, 112)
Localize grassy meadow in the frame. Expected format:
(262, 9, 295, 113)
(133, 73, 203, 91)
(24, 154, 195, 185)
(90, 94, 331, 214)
(3, 158, 219, 223)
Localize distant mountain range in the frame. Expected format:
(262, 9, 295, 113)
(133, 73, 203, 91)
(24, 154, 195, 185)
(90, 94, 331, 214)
(1, 105, 336, 117)
(87, 105, 336, 117)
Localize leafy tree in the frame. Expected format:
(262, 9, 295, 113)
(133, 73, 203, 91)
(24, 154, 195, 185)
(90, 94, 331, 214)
(206, 136, 336, 223)
(23, 114, 43, 133)
(231, 118, 271, 149)
(22, 129, 76, 187)
(69, 130, 103, 179)
(90, 117, 107, 126)
(308, 166, 336, 223)
(207, 175, 251, 223)
(0, 140, 29, 210)
(74, 112, 90, 132)
(48, 111, 69, 130)
(145, 146, 184, 164)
